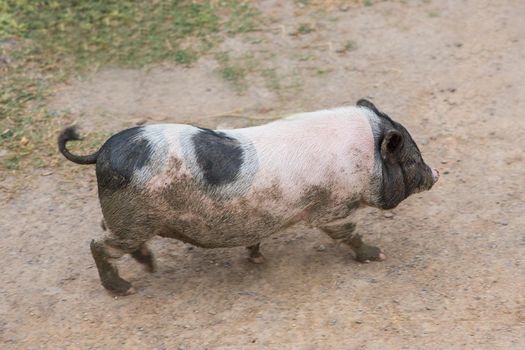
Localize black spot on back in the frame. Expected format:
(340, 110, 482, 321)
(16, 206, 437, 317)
(192, 128, 243, 187)
(96, 127, 154, 190)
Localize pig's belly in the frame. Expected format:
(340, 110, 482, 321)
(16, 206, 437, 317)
(149, 176, 298, 247)
(158, 207, 289, 248)
(100, 180, 298, 248)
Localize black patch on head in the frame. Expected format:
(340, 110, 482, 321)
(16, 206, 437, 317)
(357, 99, 380, 115)
(192, 128, 243, 187)
(96, 127, 154, 190)
(357, 98, 397, 124)
(360, 100, 435, 209)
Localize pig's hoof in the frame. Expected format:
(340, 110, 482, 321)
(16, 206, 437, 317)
(127, 287, 137, 295)
(246, 243, 265, 264)
(353, 245, 386, 263)
(120, 286, 137, 296)
(248, 254, 265, 264)
(102, 277, 135, 296)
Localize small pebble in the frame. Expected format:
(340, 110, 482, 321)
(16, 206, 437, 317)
(384, 212, 394, 218)
(315, 244, 326, 252)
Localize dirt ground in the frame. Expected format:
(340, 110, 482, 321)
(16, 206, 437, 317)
(1, 0, 524, 349)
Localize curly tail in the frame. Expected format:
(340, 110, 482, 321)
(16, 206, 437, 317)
(57, 126, 100, 165)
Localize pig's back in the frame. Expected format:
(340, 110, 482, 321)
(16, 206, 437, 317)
(233, 107, 376, 200)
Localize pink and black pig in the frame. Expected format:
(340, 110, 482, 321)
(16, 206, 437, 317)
(58, 99, 439, 295)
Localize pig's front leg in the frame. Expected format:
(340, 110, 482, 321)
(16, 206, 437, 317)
(319, 221, 386, 263)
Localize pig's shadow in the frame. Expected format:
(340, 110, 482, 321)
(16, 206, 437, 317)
(123, 228, 386, 297)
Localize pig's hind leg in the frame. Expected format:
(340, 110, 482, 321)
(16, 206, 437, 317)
(319, 220, 386, 263)
(90, 238, 135, 295)
(101, 218, 156, 272)
(92, 223, 156, 294)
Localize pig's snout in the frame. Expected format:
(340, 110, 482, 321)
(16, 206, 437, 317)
(431, 168, 440, 184)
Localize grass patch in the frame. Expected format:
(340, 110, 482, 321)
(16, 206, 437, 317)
(1, 1, 259, 68)
(221, 66, 246, 83)
(337, 40, 357, 54)
(297, 23, 315, 35)
(215, 52, 249, 93)
(223, 2, 260, 34)
(174, 48, 198, 66)
(314, 67, 333, 75)
(0, 0, 260, 175)
(261, 68, 281, 93)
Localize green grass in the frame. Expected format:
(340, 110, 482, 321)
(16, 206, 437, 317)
(174, 48, 198, 66)
(314, 67, 333, 75)
(261, 68, 281, 93)
(297, 23, 315, 35)
(0, 0, 260, 173)
(427, 11, 440, 18)
(215, 52, 248, 93)
(1, 1, 259, 68)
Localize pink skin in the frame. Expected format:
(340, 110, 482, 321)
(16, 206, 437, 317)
(431, 168, 440, 184)
(239, 109, 377, 204)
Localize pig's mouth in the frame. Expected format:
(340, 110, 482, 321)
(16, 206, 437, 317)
(412, 167, 439, 194)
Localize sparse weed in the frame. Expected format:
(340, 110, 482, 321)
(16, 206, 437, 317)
(0, 0, 260, 174)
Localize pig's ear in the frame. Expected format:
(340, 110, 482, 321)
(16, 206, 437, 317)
(381, 130, 404, 161)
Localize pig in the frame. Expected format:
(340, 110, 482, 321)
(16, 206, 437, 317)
(58, 99, 439, 295)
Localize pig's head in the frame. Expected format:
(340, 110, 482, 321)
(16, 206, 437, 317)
(358, 99, 439, 210)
